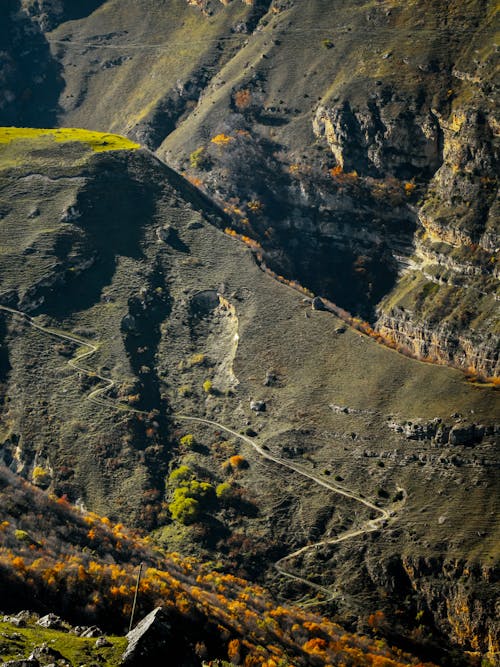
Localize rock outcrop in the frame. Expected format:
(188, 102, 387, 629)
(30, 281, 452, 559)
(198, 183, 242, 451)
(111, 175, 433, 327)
(121, 607, 173, 666)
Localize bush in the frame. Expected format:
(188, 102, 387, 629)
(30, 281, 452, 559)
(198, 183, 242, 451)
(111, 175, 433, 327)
(223, 455, 247, 472)
(168, 466, 193, 488)
(190, 146, 210, 170)
(234, 89, 252, 111)
(32, 466, 50, 487)
(203, 379, 214, 394)
(169, 495, 200, 524)
(14, 529, 31, 542)
(215, 482, 232, 501)
(180, 434, 195, 449)
(188, 353, 206, 367)
(168, 479, 216, 524)
(211, 133, 233, 146)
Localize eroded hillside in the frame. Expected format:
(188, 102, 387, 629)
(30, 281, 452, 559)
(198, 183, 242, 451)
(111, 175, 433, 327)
(0, 130, 498, 664)
(3, 0, 496, 374)
(0, 1, 499, 665)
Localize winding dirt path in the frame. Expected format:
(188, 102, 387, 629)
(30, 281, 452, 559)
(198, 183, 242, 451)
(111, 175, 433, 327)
(0, 303, 401, 606)
(175, 414, 399, 605)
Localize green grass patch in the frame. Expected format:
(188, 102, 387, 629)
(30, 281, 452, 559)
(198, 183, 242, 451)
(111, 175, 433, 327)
(0, 127, 140, 152)
(0, 620, 127, 666)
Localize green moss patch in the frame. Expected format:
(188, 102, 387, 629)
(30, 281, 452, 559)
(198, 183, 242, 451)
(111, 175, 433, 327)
(0, 127, 140, 152)
(0, 620, 127, 666)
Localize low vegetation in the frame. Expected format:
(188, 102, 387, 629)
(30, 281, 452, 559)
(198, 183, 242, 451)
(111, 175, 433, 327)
(0, 467, 436, 667)
(0, 127, 140, 152)
(0, 618, 126, 666)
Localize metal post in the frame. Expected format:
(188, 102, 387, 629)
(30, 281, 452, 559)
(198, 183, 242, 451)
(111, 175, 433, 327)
(128, 562, 143, 633)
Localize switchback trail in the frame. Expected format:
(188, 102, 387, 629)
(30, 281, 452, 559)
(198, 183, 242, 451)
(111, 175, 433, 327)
(175, 414, 399, 607)
(0, 304, 401, 607)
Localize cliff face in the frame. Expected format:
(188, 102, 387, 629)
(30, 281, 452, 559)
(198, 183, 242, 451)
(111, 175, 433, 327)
(374, 104, 498, 377)
(306, 41, 498, 376)
(364, 554, 499, 660)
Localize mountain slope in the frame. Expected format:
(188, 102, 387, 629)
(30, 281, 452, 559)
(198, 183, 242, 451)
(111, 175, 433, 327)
(9, 0, 496, 375)
(2, 465, 438, 667)
(0, 129, 498, 663)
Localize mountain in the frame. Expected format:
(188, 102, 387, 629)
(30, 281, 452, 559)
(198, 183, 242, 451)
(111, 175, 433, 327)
(1, 465, 438, 666)
(0, 2, 498, 666)
(6, 0, 496, 375)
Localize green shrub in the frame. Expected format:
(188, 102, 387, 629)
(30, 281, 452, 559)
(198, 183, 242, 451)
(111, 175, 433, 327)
(14, 529, 31, 542)
(188, 353, 206, 367)
(32, 465, 50, 487)
(215, 482, 232, 500)
(168, 479, 215, 524)
(168, 465, 193, 488)
(190, 146, 210, 170)
(180, 434, 195, 449)
(169, 495, 200, 524)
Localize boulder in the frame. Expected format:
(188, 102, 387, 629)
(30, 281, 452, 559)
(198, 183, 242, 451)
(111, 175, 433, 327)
(121, 607, 173, 666)
(311, 296, 327, 311)
(156, 225, 173, 242)
(187, 221, 203, 230)
(95, 636, 112, 648)
(3, 615, 26, 627)
(263, 370, 276, 386)
(250, 400, 266, 412)
(449, 424, 476, 446)
(13, 611, 37, 623)
(60, 206, 80, 223)
(80, 625, 103, 638)
(36, 614, 64, 631)
(28, 644, 66, 664)
(121, 313, 137, 333)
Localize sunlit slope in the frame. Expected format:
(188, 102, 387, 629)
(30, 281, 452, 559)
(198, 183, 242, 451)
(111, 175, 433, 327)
(0, 127, 139, 152)
(0, 132, 498, 658)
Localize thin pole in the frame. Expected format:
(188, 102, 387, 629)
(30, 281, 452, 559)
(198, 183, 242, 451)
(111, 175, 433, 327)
(128, 562, 143, 633)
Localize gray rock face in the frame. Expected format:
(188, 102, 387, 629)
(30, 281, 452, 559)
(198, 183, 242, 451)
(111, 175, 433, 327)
(28, 643, 67, 664)
(387, 418, 494, 447)
(79, 625, 103, 638)
(311, 296, 327, 311)
(121, 607, 172, 666)
(313, 100, 441, 179)
(36, 614, 64, 630)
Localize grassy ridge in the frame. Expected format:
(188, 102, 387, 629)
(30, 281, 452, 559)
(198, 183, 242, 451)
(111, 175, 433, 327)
(0, 619, 126, 666)
(0, 127, 140, 152)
